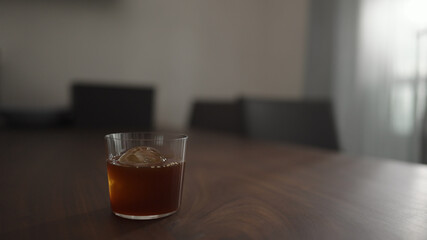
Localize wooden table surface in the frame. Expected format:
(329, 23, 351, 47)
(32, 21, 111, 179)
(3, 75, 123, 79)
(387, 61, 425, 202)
(1, 129, 427, 239)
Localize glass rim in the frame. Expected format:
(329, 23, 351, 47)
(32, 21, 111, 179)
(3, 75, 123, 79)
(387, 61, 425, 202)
(104, 132, 188, 141)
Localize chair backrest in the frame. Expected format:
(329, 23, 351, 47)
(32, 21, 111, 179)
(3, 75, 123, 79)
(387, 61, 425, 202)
(242, 98, 339, 150)
(190, 100, 244, 134)
(72, 83, 154, 130)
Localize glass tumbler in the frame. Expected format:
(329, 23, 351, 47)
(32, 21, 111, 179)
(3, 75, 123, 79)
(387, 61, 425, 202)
(105, 132, 188, 220)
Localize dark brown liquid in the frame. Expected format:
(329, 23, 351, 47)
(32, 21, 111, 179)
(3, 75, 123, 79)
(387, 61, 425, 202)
(107, 161, 185, 216)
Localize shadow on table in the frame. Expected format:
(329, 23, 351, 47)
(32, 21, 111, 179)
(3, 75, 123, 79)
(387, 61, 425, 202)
(0, 208, 162, 239)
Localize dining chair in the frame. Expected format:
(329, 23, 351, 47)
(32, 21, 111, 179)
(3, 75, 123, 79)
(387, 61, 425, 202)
(189, 99, 244, 135)
(242, 98, 339, 150)
(72, 82, 154, 130)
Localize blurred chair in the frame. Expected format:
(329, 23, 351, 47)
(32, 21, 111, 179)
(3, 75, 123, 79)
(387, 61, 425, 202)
(189, 100, 244, 134)
(242, 98, 339, 150)
(0, 109, 71, 129)
(72, 83, 154, 130)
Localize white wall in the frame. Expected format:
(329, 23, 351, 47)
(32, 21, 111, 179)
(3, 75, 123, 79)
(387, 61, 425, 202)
(304, 0, 336, 99)
(0, 0, 308, 129)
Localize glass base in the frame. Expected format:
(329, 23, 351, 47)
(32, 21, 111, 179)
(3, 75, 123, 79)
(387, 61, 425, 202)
(113, 210, 177, 220)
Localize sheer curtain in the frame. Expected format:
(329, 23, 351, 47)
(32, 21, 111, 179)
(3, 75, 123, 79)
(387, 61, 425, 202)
(334, 0, 427, 162)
